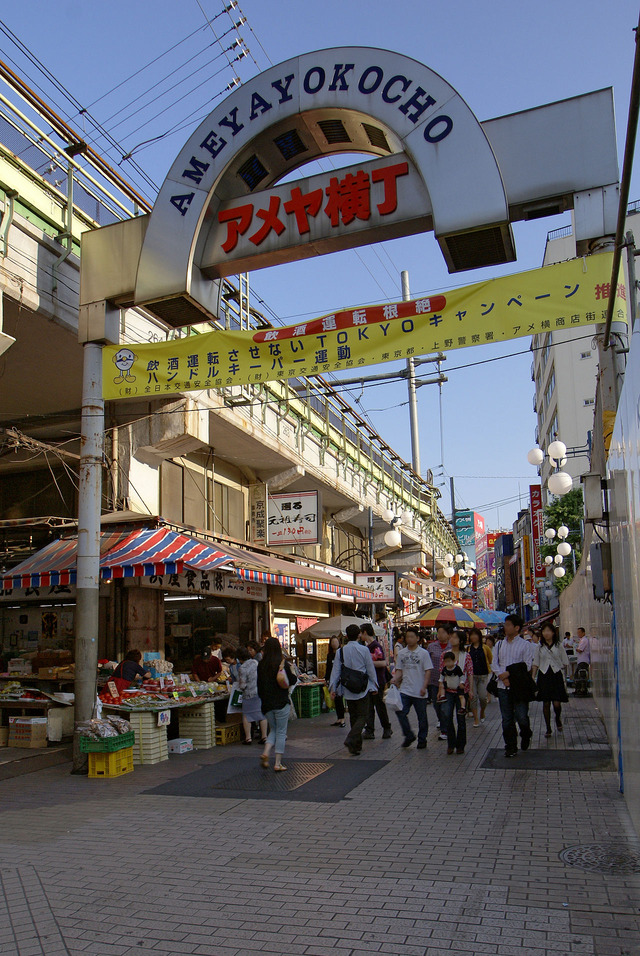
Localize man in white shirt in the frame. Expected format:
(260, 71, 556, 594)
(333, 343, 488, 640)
(491, 614, 535, 758)
(329, 624, 378, 755)
(390, 628, 433, 749)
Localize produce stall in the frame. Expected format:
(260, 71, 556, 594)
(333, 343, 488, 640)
(0, 681, 74, 743)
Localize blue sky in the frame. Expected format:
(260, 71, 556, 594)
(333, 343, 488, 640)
(2, 0, 638, 527)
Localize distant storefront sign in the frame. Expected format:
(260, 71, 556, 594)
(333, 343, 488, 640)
(529, 484, 546, 584)
(267, 490, 320, 545)
(355, 571, 396, 603)
(142, 569, 267, 602)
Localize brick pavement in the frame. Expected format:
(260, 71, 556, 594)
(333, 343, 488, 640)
(1, 694, 639, 956)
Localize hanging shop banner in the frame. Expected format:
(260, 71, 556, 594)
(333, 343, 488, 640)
(267, 490, 320, 545)
(103, 254, 625, 400)
(529, 484, 546, 584)
(355, 571, 396, 603)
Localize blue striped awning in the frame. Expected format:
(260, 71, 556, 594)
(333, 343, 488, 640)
(235, 566, 374, 601)
(1, 531, 127, 590)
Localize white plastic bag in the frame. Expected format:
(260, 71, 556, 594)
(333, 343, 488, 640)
(385, 684, 403, 712)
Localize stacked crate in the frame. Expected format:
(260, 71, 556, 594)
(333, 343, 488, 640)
(88, 748, 134, 778)
(128, 711, 169, 765)
(291, 684, 323, 718)
(179, 702, 216, 750)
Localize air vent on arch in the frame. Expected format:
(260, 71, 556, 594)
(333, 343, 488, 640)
(363, 124, 390, 151)
(273, 129, 308, 161)
(237, 154, 269, 191)
(318, 119, 351, 144)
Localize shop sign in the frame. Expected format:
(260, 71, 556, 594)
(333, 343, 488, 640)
(355, 571, 396, 603)
(529, 484, 546, 583)
(157, 710, 171, 727)
(250, 483, 268, 545)
(141, 569, 267, 602)
(521, 535, 534, 597)
(103, 256, 625, 399)
(267, 490, 319, 545)
(208, 155, 422, 276)
(0, 582, 76, 603)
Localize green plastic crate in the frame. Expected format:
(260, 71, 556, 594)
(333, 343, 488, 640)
(79, 731, 135, 753)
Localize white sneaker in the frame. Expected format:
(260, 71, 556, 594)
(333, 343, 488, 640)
(438, 733, 448, 740)
(480, 718, 486, 724)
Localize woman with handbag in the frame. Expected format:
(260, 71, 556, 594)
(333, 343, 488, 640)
(468, 627, 492, 727)
(257, 637, 298, 771)
(531, 623, 569, 736)
(325, 636, 346, 728)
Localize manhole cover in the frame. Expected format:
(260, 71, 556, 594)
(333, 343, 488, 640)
(211, 760, 332, 792)
(560, 843, 640, 874)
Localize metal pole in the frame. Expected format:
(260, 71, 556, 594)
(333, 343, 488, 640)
(626, 231, 637, 331)
(368, 506, 374, 570)
(449, 475, 457, 527)
(73, 341, 104, 770)
(401, 270, 421, 475)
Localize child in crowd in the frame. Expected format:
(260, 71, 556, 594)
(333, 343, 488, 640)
(438, 651, 467, 715)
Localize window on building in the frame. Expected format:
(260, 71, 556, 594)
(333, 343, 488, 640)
(543, 365, 556, 414)
(207, 478, 245, 540)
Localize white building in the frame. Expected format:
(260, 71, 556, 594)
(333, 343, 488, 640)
(531, 204, 640, 495)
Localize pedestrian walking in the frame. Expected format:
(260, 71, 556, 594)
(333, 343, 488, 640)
(257, 637, 298, 771)
(532, 623, 569, 736)
(468, 627, 492, 727)
(439, 630, 473, 754)
(427, 625, 452, 740)
(328, 624, 377, 755)
(576, 627, 591, 670)
(491, 613, 535, 758)
(390, 627, 433, 749)
(325, 635, 346, 728)
(392, 629, 405, 664)
(360, 623, 393, 740)
(236, 646, 268, 745)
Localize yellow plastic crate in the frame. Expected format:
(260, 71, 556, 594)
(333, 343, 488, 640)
(88, 746, 134, 778)
(215, 722, 242, 745)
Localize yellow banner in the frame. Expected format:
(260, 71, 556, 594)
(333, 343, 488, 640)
(103, 254, 626, 400)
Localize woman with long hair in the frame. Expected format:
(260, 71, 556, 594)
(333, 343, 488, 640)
(467, 627, 492, 727)
(531, 623, 569, 736)
(257, 637, 297, 771)
(325, 635, 345, 728)
(438, 629, 473, 754)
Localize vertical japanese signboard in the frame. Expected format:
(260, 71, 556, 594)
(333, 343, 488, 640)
(529, 484, 545, 584)
(250, 483, 267, 545)
(267, 491, 320, 545)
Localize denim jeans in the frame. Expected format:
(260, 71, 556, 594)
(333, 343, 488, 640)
(265, 704, 290, 754)
(497, 688, 531, 753)
(396, 693, 428, 742)
(440, 694, 466, 751)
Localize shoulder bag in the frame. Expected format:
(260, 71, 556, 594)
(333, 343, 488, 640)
(339, 647, 369, 694)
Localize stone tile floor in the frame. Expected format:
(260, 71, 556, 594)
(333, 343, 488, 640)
(1, 694, 639, 956)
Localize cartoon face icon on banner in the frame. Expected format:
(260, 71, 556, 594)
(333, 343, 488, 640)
(112, 348, 137, 384)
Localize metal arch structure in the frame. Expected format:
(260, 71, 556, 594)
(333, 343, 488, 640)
(81, 47, 620, 337)
(133, 46, 513, 325)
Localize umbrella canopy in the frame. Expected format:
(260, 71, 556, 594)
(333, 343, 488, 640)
(417, 606, 486, 629)
(477, 609, 508, 624)
(297, 615, 383, 639)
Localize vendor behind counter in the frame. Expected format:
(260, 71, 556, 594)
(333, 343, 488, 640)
(111, 650, 151, 692)
(192, 645, 223, 682)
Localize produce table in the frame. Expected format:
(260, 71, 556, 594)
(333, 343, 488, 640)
(101, 695, 229, 764)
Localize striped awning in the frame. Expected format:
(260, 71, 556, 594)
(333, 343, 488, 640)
(1, 531, 128, 590)
(235, 567, 373, 601)
(2, 528, 232, 589)
(100, 528, 232, 579)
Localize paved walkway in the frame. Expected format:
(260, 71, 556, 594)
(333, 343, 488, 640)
(1, 694, 639, 956)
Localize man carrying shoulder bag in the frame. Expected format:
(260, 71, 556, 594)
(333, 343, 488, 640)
(329, 624, 378, 755)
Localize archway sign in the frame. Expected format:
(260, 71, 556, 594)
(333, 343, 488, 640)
(80, 46, 619, 341)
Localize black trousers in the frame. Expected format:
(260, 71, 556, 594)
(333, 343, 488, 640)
(364, 690, 391, 732)
(345, 695, 370, 752)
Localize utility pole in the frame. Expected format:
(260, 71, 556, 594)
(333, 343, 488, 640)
(401, 270, 421, 475)
(449, 475, 457, 529)
(74, 341, 104, 770)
